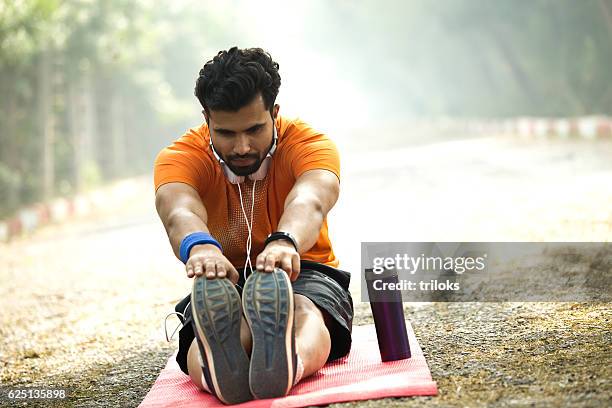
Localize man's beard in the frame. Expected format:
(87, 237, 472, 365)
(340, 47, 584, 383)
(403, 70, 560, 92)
(225, 153, 264, 176)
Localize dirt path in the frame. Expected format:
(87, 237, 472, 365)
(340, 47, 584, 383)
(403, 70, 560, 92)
(1, 136, 610, 407)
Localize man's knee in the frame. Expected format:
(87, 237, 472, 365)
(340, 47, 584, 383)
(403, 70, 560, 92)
(295, 294, 332, 324)
(294, 295, 331, 365)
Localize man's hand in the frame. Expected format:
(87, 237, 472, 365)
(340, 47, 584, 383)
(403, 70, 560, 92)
(187, 244, 239, 284)
(256, 240, 300, 281)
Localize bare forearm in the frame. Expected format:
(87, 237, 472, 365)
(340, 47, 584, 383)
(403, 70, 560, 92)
(163, 207, 237, 282)
(275, 170, 339, 254)
(155, 183, 215, 261)
(155, 183, 237, 281)
(276, 199, 324, 254)
(164, 208, 211, 259)
(255, 170, 339, 279)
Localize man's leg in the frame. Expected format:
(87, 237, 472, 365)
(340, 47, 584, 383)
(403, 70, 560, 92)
(186, 315, 253, 391)
(293, 294, 332, 378)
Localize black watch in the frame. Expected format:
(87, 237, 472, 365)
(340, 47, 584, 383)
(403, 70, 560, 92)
(265, 231, 298, 251)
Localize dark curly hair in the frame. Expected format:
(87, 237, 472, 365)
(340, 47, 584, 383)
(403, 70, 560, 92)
(195, 47, 281, 114)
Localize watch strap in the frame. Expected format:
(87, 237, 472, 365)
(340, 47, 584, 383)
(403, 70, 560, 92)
(264, 231, 298, 251)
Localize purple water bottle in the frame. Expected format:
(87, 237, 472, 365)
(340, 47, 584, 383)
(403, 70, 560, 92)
(365, 268, 411, 362)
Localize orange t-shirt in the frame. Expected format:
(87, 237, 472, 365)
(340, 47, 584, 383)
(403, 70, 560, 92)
(154, 116, 340, 268)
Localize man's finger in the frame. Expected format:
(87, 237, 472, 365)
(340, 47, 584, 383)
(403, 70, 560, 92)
(194, 261, 203, 277)
(291, 254, 300, 281)
(264, 253, 276, 272)
(205, 261, 216, 278)
(281, 256, 293, 279)
(227, 264, 240, 284)
(216, 263, 226, 278)
(256, 253, 266, 271)
(186, 264, 194, 278)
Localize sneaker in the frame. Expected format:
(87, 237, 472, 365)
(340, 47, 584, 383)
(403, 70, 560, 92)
(191, 276, 251, 404)
(242, 268, 297, 399)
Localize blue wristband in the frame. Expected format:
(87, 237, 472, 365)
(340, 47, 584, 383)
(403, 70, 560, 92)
(179, 232, 222, 264)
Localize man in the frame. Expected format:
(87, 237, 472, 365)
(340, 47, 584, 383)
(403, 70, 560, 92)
(154, 47, 353, 404)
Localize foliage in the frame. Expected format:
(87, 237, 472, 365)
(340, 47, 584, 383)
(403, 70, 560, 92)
(0, 0, 611, 217)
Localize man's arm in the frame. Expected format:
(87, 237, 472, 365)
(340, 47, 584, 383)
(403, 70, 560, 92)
(255, 169, 340, 280)
(155, 182, 239, 282)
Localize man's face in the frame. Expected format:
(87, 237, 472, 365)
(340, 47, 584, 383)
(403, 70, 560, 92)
(206, 94, 279, 176)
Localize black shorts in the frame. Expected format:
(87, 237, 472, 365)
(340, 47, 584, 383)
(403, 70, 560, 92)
(173, 260, 354, 375)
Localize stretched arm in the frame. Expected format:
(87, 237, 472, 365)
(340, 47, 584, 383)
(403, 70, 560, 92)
(255, 169, 340, 280)
(155, 182, 239, 282)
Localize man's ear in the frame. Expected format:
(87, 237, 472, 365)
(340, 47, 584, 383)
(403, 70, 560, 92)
(272, 104, 280, 120)
(202, 109, 209, 123)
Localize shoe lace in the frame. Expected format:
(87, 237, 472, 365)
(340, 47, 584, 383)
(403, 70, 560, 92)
(163, 300, 191, 342)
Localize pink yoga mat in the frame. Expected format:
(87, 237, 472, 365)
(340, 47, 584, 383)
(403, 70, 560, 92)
(139, 322, 437, 407)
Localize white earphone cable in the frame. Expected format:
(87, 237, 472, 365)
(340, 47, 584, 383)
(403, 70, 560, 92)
(163, 300, 191, 342)
(248, 179, 256, 273)
(237, 179, 257, 282)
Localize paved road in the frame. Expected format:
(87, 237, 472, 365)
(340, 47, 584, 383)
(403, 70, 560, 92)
(1, 136, 610, 407)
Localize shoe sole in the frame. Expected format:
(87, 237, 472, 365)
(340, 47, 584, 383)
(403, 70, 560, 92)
(191, 277, 251, 404)
(243, 269, 295, 399)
